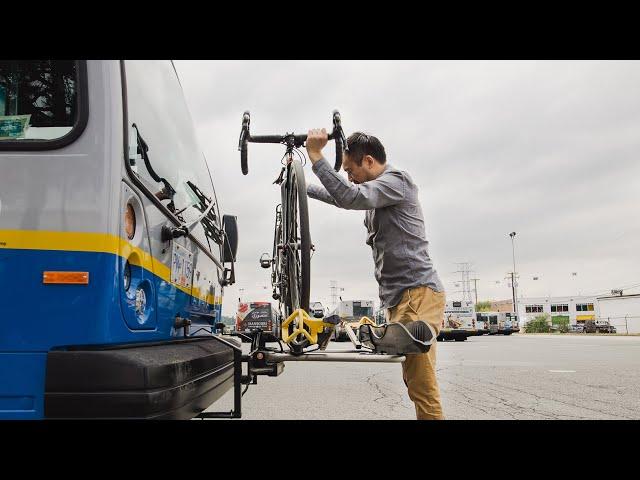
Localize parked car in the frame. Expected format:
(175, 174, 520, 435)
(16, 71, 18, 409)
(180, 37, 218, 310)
(569, 324, 584, 333)
(583, 320, 597, 333)
(595, 320, 614, 333)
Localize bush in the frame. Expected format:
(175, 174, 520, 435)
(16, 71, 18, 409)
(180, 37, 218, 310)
(524, 314, 551, 333)
(552, 315, 570, 333)
(476, 301, 492, 312)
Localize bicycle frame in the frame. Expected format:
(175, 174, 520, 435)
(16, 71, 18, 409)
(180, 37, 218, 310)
(240, 111, 346, 352)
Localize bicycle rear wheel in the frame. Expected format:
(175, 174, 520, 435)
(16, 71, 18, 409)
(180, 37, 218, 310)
(282, 159, 311, 318)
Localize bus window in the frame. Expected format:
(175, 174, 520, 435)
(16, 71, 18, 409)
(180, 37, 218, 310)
(0, 60, 86, 144)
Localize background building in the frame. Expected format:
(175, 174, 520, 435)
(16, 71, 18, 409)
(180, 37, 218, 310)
(596, 294, 640, 334)
(517, 296, 599, 327)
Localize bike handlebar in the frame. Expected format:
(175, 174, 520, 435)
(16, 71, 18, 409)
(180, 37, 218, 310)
(238, 110, 347, 175)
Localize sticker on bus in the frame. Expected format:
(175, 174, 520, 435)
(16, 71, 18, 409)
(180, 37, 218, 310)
(171, 242, 194, 289)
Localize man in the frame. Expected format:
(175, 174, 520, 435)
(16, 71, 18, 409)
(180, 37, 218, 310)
(305, 128, 446, 420)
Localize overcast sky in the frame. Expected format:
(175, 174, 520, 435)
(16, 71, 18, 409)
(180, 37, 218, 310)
(174, 61, 640, 316)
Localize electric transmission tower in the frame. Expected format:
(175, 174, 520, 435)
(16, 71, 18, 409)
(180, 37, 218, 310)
(454, 262, 475, 304)
(329, 280, 344, 309)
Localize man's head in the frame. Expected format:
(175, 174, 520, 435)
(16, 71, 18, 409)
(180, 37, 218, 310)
(342, 132, 387, 184)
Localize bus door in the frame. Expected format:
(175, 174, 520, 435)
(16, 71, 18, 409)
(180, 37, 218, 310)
(122, 60, 224, 334)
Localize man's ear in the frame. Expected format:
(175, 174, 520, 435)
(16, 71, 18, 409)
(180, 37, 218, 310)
(364, 155, 375, 169)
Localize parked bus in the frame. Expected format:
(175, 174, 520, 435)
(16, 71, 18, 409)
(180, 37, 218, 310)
(439, 300, 477, 341)
(0, 60, 239, 419)
(235, 301, 280, 339)
(333, 300, 374, 341)
(475, 312, 491, 335)
(476, 312, 504, 335)
(498, 312, 519, 335)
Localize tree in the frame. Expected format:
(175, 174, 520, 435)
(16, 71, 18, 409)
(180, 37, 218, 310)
(524, 314, 551, 333)
(475, 301, 492, 312)
(0, 60, 76, 126)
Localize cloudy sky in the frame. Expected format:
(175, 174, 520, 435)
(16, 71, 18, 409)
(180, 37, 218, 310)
(174, 61, 640, 316)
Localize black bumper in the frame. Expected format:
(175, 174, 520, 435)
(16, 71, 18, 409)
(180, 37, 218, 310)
(45, 336, 241, 419)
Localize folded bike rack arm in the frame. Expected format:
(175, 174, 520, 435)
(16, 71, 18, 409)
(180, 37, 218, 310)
(264, 351, 406, 363)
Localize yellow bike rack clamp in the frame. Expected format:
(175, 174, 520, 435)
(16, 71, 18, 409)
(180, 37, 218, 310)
(282, 308, 336, 346)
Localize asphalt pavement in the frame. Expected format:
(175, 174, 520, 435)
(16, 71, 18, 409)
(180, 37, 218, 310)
(203, 333, 640, 420)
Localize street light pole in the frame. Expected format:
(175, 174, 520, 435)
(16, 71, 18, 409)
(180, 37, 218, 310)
(509, 232, 518, 324)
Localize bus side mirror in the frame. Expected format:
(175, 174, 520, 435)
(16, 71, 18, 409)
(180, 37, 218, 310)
(222, 214, 238, 263)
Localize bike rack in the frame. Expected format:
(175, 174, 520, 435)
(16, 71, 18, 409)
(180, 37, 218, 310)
(195, 318, 408, 419)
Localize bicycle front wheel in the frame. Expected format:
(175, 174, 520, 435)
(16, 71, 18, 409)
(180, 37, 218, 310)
(282, 158, 311, 318)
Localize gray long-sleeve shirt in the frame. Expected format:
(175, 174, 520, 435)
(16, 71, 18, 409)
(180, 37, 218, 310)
(307, 157, 444, 310)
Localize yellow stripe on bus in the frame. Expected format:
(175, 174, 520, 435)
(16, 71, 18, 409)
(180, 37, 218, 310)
(0, 229, 208, 300)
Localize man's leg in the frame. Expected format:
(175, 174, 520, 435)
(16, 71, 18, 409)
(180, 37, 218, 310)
(387, 286, 446, 420)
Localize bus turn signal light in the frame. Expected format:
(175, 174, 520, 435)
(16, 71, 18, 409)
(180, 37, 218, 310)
(43, 271, 90, 285)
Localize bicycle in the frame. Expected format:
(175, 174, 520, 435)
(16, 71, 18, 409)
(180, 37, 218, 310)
(238, 110, 347, 352)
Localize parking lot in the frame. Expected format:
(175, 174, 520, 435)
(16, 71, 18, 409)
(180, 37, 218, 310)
(206, 334, 640, 419)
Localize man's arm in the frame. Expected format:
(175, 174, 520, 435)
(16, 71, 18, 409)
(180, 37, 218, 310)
(305, 127, 405, 210)
(307, 183, 339, 207)
(311, 157, 404, 210)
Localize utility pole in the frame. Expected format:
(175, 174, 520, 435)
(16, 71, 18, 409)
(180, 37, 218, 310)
(504, 272, 519, 311)
(509, 232, 518, 318)
(470, 277, 480, 305)
(329, 281, 338, 309)
(329, 280, 344, 309)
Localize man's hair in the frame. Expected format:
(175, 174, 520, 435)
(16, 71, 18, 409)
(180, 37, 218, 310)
(346, 132, 386, 165)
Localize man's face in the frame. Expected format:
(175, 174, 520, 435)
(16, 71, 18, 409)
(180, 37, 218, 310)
(342, 153, 369, 184)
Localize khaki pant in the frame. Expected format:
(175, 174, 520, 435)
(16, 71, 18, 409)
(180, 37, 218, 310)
(386, 286, 446, 420)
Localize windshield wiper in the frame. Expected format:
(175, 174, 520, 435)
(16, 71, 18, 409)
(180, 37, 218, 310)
(131, 123, 179, 215)
(161, 180, 223, 244)
(185, 180, 223, 244)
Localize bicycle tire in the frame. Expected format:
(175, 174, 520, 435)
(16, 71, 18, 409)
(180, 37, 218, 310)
(283, 159, 311, 316)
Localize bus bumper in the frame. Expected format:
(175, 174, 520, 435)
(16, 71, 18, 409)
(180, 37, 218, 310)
(44, 336, 240, 419)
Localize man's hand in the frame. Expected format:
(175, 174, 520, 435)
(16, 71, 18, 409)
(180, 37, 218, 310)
(306, 128, 328, 165)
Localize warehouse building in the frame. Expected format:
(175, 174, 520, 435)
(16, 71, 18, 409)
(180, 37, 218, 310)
(517, 295, 599, 327)
(596, 293, 640, 334)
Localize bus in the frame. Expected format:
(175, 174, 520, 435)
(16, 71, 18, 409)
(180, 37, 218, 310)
(477, 311, 518, 335)
(0, 60, 239, 419)
(333, 300, 374, 341)
(235, 301, 280, 339)
(474, 312, 491, 335)
(439, 300, 477, 341)
(498, 312, 519, 335)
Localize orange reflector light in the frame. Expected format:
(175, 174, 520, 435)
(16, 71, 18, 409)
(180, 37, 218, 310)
(125, 203, 136, 240)
(43, 271, 90, 285)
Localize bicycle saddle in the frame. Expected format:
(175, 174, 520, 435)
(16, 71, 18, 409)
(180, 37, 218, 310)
(358, 321, 436, 355)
